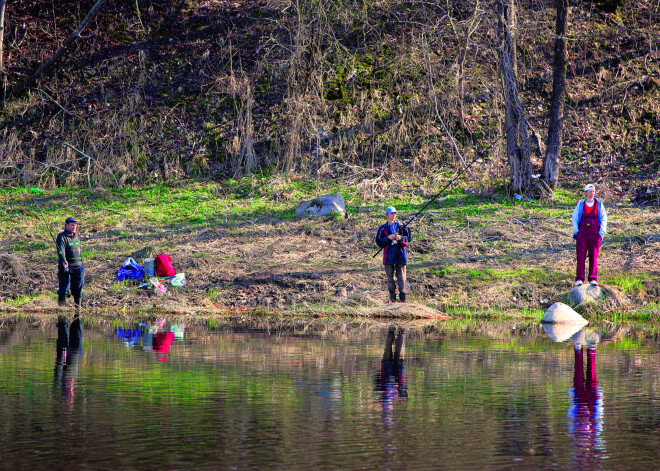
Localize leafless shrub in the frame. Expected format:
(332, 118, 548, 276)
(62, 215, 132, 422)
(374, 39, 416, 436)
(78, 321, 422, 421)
(0, 254, 26, 284)
(230, 74, 257, 176)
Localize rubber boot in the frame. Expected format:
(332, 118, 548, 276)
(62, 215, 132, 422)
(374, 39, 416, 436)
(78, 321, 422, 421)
(58, 294, 67, 306)
(399, 292, 406, 303)
(389, 290, 397, 303)
(73, 295, 82, 310)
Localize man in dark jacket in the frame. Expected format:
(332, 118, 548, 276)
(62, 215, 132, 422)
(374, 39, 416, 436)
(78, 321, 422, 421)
(56, 217, 84, 308)
(375, 207, 412, 302)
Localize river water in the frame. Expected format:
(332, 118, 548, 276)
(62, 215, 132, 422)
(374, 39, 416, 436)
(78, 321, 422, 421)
(1, 316, 659, 470)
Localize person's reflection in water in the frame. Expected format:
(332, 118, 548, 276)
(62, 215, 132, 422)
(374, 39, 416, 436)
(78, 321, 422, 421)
(568, 336, 604, 468)
(374, 327, 407, 451)
(54, 314, 83, 402)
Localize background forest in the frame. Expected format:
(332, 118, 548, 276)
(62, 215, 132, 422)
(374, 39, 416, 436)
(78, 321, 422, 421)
(0, 0, 659, 200)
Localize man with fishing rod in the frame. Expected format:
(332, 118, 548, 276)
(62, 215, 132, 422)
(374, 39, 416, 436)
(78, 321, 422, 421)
(373, 167, 467, 303)
(55, 217, 85, 308)
(376, 207, 412, 302)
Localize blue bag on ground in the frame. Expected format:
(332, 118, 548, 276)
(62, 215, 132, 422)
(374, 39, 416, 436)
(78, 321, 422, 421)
(117, 258, 145, 281)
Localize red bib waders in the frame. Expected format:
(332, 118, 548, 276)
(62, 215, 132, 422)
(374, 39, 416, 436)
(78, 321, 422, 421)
(575, 201, 601, 283)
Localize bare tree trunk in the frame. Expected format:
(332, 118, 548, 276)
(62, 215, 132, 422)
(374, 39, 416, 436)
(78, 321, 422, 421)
(457, 46, 467, 131)
(0, 0, 6, 104)
(233, 79, 256, 176)
(497, 0, 533, 193)
(0, 0, 6, 74)
(542, 0, 569, 190)
(10, 0, 110, 97)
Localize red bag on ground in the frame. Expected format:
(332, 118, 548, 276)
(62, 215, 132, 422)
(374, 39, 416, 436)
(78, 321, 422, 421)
(154, 253, 176, 276)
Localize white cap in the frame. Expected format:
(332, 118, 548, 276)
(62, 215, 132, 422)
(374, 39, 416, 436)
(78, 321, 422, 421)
(385, 206, 397, 214)
(584, 184, 595, 192)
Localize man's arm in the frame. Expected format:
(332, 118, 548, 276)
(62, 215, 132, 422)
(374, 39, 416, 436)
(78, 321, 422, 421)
(571, 202, 581, 235)
(375, 226, 390, 248)
(599, 202, 607, 237)
(55, 233, 68, 267)
(399, 225, 412, 244)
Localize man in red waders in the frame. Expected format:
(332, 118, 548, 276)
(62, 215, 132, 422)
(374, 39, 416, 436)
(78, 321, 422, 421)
(571, 184, 608, 287)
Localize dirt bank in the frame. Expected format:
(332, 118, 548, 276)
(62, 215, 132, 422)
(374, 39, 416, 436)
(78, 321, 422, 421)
(2, 191, 659, 320)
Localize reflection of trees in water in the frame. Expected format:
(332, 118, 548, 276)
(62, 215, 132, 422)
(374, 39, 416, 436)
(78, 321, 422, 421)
(5, 315, 660, 347)
(5, 316, 660, 469)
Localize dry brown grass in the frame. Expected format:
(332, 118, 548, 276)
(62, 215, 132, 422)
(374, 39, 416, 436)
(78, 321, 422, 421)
(0, 254, 26, 283)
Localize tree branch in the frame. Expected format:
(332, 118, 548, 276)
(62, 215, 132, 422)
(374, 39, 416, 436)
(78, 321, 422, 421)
(9, 0, 110, 98)
(425, 41, 484, 189)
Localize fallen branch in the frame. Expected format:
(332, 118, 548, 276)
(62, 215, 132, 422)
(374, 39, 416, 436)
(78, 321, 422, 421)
(63, 143, 94, 188)
(99, 207, 124, 215)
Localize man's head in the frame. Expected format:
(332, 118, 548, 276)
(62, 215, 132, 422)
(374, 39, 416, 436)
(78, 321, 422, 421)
(385, 206, 397, 223)
(65, 217, 78, 234)
(584, 184, 595, 201)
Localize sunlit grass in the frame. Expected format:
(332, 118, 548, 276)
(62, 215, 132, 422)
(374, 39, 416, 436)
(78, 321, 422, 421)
(604, 273, 648, 296)
(5, 293, 47, 306)
(1, 177, 658, 320)
(424, 266, 565, 285)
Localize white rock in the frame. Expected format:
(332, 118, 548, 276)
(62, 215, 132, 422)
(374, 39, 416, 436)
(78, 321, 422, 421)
(294, 193, 346, 217)
(567, 284, 604, 306)
(541, 302, 589, 325)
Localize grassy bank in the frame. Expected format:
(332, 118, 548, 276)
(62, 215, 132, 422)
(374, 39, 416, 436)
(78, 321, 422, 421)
(1, 176, 659, 320)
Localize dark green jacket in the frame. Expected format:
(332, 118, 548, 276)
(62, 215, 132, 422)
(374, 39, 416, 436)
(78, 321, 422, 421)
(56, 230, 83, 268)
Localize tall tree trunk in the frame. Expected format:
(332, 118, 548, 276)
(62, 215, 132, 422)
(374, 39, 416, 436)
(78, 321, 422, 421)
(497, 0, 533, 193)
(0, 0, 6, 103)
(0, 0, 6, 74)
(542, 0, 569, 190)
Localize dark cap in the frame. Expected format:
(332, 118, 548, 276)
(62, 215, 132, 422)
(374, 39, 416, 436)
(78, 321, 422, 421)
(65, 217, 79, 224)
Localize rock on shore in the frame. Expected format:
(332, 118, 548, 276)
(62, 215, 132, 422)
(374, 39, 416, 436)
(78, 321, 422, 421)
(541, 302, 589, 325)
(566, 284, 604, 307)
(294, 193, 346, 217)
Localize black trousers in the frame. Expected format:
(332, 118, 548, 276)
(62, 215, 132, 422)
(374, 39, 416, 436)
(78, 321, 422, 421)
(58, 264, 85, 299)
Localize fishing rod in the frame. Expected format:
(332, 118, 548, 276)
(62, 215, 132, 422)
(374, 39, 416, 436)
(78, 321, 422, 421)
(372, 156, 481, 259)
(38, 210, 68, 272)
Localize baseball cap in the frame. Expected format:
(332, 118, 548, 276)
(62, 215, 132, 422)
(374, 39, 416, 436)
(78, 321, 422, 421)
(584, 184, 595, 192)
(65, 217, 79, 224)
(385, 206, 397, 214)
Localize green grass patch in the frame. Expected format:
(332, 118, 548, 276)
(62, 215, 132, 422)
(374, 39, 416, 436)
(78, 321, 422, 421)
(10, 240, 50, 253)
(604, 273, 649, 295)
(425, 266, 565, 285)
(208, 288, 222, 302)
(5, 293, 45, 306)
